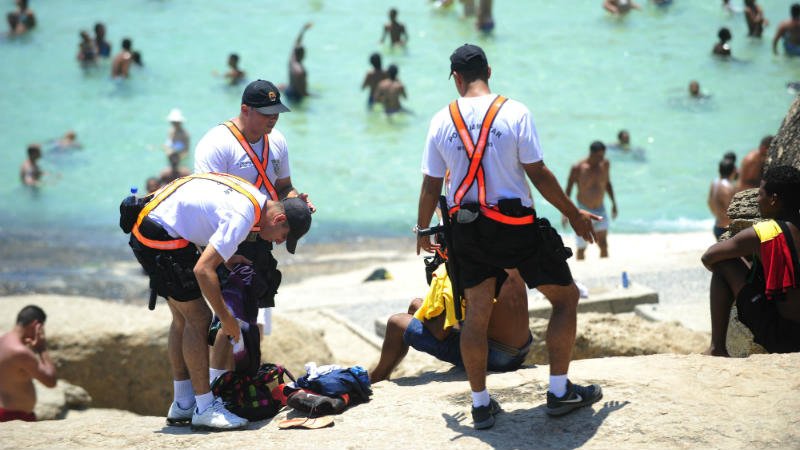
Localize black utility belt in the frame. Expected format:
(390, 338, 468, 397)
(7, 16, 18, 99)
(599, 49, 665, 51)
(138, 217, 175, 241)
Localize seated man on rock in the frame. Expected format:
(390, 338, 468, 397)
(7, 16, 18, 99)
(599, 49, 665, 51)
(702, 165, 800, 356)
(370, 264, 533, 383)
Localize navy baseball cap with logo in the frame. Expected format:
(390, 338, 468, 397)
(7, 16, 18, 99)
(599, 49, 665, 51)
(242, 80, 291, 114)
(449, 43, 488, 77)
(281, 197, 312, 254)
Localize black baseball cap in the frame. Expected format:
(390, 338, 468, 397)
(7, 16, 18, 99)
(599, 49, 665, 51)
(281, 197, 312, 254)
(242, 80, 291, 114)
(450, 44, 488, 76)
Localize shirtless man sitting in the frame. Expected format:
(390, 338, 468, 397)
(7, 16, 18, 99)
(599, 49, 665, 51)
(737, 135, 774, 191)
(0, 305, 57, 422)
(370, 267, 532, 383)
(563, 141, 618, 259)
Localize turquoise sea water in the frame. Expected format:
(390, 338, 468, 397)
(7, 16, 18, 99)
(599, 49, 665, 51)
(1, 0, 798, 247)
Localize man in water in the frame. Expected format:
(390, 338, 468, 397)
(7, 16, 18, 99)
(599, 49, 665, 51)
(370, 267, 532, 384)
(744, 0, 768, 38)
(773, 4, 800, 56)
(0, 305, 57, 422)
(713, 27, 733, 57)
(128, 173, 311, 431)
(702, 165, 800, 356)
(563, 141, 618, 259)
(285, 22, 312, 103)
(738, 135, 774, 191)
(361, 53, 387, 110)
(6, 0, 35, 36)
(111, 38, 134, 79)
(373, 64, 408, 116)
(603, 0, 640, 16)
(380, 8, 408, 48)
(417, 43, 601, 429)
(19, 144, 42, 187)
(708, 158, 736, 240)
(224, 53, 245, 85)
(164, 109, 190, 160)
(94, 22, 111, 58)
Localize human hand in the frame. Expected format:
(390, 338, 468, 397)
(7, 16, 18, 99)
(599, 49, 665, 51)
(221, 313, 241, 343)
(568, 210, 600, 244)
(30, 323, 47, 353)
(612, 204, 618, 220)
(298, 192, 316, 214)
(561, 214, 569, 229)
(304, 22, 313, 30)
(416, 232, 440, 255)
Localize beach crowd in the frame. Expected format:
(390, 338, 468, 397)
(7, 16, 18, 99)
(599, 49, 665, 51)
(4, 0, 800, 437)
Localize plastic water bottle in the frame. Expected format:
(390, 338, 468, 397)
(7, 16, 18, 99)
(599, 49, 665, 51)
(621, 271, 630, 288)
(130, 186, 138, 196)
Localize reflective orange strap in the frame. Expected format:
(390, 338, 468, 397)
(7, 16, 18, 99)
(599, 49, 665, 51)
(480, 206, 535, 225)
(223, 120, 280, 201)
(448, 95, 508, 207)
(132, 173, 262, 250)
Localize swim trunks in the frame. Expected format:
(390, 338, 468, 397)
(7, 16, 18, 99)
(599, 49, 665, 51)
(575, 202, 609, 250)
(784, 39, 800, 56)
(402, 317, 532, 371)
(0, 407, 36, 422)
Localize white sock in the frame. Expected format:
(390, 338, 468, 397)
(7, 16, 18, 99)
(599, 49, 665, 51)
(471, 389, 490, 408)
(209, 368, 228, 384)
(549, 374, 568, 397)
(195, 391, 215, 414)
(173, 379, 194, 409)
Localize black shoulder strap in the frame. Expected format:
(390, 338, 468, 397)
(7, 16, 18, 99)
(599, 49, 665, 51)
(777, 221, 800, 283)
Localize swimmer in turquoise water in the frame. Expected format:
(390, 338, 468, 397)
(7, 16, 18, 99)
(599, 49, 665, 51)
(380, 8, 408, 48)
(163, 109, 190, 160)
(373, 64, 410, 117)
(713, 27, 733, 57)
(603, 0, 640, 16)
(689, 80, 710, 99)
(361, 53, 387, 110)
(224, 53, 245, 86)
(773, 4, 800, 56)
(476, 0, 494, 33)
(744, 0, 768, 38)
(608, 129, 646, 160)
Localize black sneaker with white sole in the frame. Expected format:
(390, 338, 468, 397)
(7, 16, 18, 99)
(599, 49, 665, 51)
(471, 398, 502, 430)
(546, 381, 603, 416)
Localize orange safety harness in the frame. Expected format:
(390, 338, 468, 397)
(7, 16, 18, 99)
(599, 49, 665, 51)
(447, 95, 535, 226)
(131, 173, 262, 250)
(223, 120, 280, 201)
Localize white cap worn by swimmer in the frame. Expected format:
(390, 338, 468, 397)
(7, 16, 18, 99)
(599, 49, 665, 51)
(166, 108, 186, 123)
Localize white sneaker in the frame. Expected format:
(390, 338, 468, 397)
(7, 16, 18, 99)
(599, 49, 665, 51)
(191, 398, 248, 431)
(166, 401, 194, 426)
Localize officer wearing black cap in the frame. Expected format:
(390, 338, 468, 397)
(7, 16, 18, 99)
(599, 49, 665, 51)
(194, 78, 315, 381)
(416, 43, 603, 429)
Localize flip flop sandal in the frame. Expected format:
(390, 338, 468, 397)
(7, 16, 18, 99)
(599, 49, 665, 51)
(277, 415, 335, 430)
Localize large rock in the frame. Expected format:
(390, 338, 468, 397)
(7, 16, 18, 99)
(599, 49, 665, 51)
(33, 380, 91, 421)
(526, 312, 706, 364)
(0, 296, 337, 416)
(720, 95, 800, 356)
(2, 353, 798, 449)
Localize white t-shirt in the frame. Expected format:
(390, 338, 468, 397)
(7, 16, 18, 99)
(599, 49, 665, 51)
(194, 124, 291, 199)
(148, 177, 267, 262)
(421, 94, 543, 209)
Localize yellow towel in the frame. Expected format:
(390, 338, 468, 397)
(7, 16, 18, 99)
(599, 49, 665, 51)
(413, 265, 463, 330)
